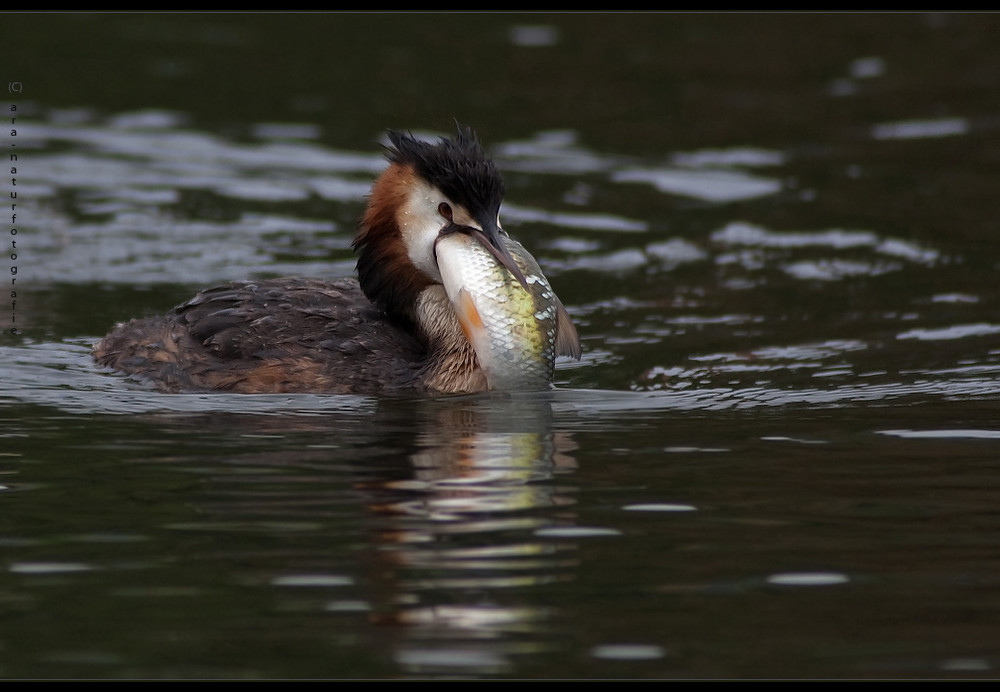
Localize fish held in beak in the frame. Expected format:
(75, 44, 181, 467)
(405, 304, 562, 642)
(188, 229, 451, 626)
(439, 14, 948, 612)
(435, 231, 580, 390)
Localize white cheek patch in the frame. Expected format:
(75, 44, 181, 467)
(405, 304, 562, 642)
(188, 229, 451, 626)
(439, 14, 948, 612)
(398, 182, 478, 284)
(409, 232, 441, 281)
(398, 182, 448, 281)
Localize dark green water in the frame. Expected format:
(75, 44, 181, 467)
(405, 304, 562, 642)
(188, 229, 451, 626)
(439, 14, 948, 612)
(3, 12, 1000, 679)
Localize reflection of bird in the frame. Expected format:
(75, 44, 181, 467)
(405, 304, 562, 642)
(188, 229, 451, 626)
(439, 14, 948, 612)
(94, 126, 580, 394)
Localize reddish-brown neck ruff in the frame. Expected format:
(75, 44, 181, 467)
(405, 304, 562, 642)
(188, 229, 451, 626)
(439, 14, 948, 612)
(352, 162, 434, 332)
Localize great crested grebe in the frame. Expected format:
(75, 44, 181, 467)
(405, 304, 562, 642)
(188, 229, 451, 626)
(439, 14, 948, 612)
(94, 126, 580, 395)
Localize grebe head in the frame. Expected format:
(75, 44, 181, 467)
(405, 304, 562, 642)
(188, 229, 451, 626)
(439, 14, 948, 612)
(353, 125, 580, 390)
(354, 126, 525, 315)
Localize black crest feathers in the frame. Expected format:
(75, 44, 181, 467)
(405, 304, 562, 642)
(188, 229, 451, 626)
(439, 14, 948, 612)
(386, 125, 505, 222)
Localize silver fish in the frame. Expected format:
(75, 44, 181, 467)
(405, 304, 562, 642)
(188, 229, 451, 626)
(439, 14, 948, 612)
(436, 233, 580, 390)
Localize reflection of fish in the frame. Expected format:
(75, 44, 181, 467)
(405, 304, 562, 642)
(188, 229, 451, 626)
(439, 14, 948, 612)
(94, 126, 581, 395)
(437, 233, 579, 390)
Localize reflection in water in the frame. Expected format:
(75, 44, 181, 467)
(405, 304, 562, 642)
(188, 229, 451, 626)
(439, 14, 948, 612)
(117, 394, 583, 675)
(0, 382, 586, 676)
(366, 397, 580, 674)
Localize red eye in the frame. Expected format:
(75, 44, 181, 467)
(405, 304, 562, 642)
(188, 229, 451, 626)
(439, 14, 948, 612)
(438, 203, 453, 221)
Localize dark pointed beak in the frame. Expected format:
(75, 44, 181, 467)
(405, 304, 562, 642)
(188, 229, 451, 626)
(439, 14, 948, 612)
(437, 218, 531, 291)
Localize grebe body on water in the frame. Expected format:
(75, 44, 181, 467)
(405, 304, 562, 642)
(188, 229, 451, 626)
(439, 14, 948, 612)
(94, 126, 580, 395)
